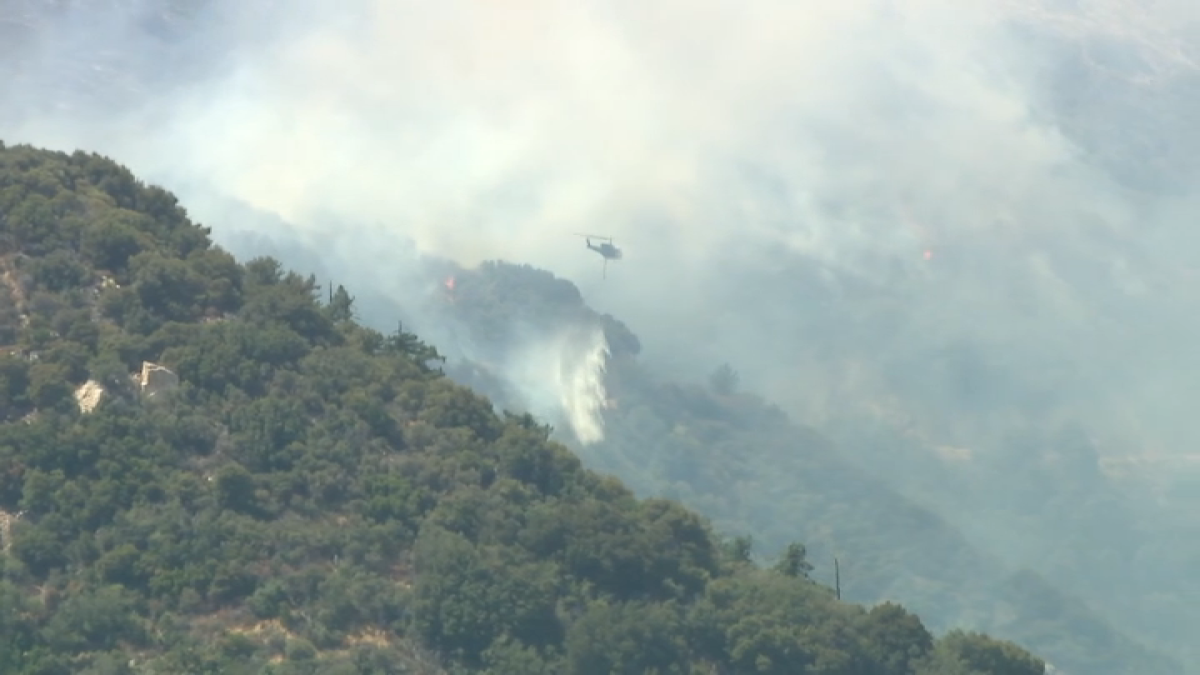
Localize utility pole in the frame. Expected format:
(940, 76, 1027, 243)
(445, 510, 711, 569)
(834, 557, 842, 601)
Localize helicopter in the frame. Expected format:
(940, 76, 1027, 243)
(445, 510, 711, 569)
(576, 233, 623, 278)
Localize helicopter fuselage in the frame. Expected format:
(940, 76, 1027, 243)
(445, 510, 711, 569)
(587, 240, 622, 260)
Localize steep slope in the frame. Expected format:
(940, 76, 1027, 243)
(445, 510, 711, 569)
(0, 143, 1056, 673)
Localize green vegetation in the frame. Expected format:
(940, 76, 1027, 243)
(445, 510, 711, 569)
(0, 143, 1055, 673)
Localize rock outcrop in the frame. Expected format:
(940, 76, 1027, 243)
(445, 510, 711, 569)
(73, 379, 105, 414)
(139, 361, 179, 401)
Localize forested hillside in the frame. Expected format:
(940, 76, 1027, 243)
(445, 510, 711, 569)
(0, 143, 1055, 673)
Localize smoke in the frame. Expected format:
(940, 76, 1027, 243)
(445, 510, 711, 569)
(3, 2, 1192, 281)
(0, 0, 1110, 270)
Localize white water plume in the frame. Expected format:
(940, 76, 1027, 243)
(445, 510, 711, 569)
(560, 325, 611, 445)
(506, 322, 611, 445)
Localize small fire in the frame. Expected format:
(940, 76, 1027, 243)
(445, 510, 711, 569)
(923, 249, 933, 261)
(444, 275, 456, 292)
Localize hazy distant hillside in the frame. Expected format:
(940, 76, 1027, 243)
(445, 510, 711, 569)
(999, 0, 1200, 192)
